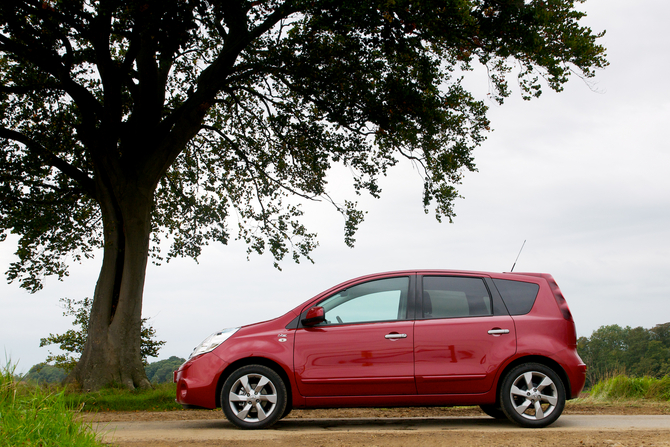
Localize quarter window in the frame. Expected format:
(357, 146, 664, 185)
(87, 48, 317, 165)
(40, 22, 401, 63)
(492, 279, 539, 315)
(317, 277, 409, 325)
(422, 276, 492, 319)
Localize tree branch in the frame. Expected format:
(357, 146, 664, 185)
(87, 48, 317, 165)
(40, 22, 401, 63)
(0, 127, 96, 198)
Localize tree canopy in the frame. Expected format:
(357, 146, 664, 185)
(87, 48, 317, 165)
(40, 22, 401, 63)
(0, 0, 607, 389)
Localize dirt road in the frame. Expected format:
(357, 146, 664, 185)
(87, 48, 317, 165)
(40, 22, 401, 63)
(91, 408, 670, 446)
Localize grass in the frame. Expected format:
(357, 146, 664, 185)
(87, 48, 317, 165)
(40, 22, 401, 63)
(63, 382, 182, 412)
(0, 361, 103, 447)
(588, 374, 670, 401)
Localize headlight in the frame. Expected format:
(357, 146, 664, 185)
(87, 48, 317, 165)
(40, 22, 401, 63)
(189, 327, 240, 359)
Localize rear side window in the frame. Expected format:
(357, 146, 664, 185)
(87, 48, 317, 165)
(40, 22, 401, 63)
(422, 276, 492, 319)
(493, 279, 540, 315)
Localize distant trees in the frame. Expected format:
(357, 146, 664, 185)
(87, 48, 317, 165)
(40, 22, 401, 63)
(145, 356, 186, 384)
(24, 363, 67, 384)
(25, 357, 184, 384)
(578, 323, 670, 388)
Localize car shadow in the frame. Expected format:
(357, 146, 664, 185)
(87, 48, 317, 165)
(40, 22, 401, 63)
(273, 416, 518, 431)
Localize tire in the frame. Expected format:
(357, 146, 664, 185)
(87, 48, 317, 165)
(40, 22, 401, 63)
(500, 363, 565, 428)
(221, 365, 287, 429)
(280, 404, 293, 420)
(479, 404, 506, 419)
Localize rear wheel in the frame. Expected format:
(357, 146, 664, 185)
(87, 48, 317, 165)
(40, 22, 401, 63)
(221, 365, 287, 429)
(500, 363, 565, 428)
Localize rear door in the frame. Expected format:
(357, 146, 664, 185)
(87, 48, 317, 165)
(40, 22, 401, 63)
(414, 275, 516, 394)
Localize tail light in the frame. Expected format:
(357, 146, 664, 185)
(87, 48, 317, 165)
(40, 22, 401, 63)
(547, 277, 573, 321)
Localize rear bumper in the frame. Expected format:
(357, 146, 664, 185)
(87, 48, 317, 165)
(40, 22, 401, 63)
(561, 350, 587, 399)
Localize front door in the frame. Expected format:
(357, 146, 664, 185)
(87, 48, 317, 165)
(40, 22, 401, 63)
(294, 276, 416, 397)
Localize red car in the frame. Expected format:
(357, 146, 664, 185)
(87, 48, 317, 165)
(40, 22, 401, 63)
(174, 270, 586, 429)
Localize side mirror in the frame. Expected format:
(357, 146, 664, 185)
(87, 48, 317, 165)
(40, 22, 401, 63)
(301, 306, 325, 327)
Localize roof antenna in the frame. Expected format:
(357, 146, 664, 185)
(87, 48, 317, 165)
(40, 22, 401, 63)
(510, 240, 526, 272)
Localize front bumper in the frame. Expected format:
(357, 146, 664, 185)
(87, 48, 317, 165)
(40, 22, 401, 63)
(174, 353, 228, 409)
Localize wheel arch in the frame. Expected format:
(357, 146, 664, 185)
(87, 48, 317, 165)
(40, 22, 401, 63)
(493, 355, 571, 406)
(215, 357, 294, 410)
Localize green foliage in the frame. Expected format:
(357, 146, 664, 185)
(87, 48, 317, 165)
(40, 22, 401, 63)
(578, 323, 670, 388)
(39, 297, 166, 372)
(647, 376, 670, 401)
(589, 375, 670, 401)
(145, 356, 185, 384)
(24, 363, 67, 385)
(0, 360, 103, 446)
(63, 383, 182, 412)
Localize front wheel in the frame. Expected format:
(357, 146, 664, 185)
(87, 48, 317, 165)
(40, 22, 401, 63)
(221, 365, 287, 429)
(500, 363, 565, 428)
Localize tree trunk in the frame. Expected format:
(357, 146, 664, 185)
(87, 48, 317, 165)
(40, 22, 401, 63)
(70, 172, 155, 390)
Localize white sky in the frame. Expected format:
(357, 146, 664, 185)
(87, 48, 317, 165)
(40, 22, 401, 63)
(2, 0, 669, 374)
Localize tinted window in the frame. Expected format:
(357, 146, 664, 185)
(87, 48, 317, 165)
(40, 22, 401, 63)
(317, 277, 409, 325)
(422, 276, 492, 319)
(492, 279, 540, 315)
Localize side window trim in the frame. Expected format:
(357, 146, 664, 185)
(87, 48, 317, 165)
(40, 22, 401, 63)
(407, 274, 417, 321)
(484, 277, 511, 316)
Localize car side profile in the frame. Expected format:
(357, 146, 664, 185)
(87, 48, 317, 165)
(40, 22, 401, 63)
(174, 270, 586, 429)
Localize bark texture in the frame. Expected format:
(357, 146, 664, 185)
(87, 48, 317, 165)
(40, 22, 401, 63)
(71, 169, 156, 390)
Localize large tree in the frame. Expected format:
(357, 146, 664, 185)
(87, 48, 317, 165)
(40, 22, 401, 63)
(0, 0, 606, 390)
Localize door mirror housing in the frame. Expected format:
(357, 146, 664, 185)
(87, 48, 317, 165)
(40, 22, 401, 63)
(302, 306, 325, 327)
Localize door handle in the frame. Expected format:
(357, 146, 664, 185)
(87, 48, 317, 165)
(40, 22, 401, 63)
(385, 333, 408, 339)
(487, 329, 510, 335)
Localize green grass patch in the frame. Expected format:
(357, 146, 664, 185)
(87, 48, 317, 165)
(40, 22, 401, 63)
(0, 361, 103, 447)
(589, 374, 670, 401)
(64, 382, 182, 412)
(645, 376, 670, 400)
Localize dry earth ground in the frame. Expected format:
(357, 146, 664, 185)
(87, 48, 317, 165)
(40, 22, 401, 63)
(84, 401, 670, 446)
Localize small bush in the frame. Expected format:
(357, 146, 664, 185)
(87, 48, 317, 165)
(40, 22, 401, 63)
(646, 376, 670, 400)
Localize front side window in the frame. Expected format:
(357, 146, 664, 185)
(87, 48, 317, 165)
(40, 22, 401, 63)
(422, 276, 492, 319)
(316, 277, 409, 325)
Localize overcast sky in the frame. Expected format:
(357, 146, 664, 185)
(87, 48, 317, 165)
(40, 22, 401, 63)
(2, 0, 669, 373)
